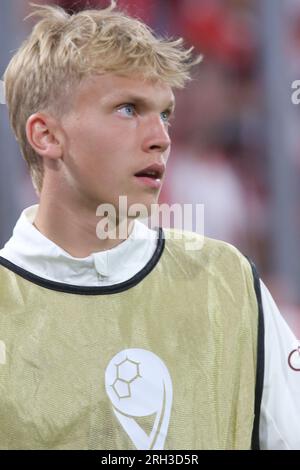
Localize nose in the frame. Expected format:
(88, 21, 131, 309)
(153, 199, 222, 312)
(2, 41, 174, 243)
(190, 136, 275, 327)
(142, 114, 171, 155)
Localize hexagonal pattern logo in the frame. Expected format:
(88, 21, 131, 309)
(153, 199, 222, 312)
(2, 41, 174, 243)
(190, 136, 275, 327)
(105, 348, 173, 450)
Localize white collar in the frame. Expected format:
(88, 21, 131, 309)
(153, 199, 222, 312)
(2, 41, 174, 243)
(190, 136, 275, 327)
(0, 205, 158, 286)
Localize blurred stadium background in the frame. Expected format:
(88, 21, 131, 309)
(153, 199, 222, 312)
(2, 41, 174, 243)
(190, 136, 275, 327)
(1, 0, 300, 335)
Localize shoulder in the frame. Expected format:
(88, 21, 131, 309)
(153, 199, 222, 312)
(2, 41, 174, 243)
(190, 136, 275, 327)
(162, 227, 251, 272)
(161, 228, 257, 299)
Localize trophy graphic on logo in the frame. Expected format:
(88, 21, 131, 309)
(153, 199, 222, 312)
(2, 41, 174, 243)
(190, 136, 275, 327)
(105, 348, 173, 450)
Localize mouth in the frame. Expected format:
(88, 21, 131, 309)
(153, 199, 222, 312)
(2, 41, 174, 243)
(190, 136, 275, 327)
(134, 163, 165, 189)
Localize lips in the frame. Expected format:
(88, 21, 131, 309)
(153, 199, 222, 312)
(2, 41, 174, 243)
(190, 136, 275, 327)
(134, 163, 165, 180)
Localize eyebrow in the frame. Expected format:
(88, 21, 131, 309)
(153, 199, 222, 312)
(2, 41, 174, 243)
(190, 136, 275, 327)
(106, 93, 176, 113)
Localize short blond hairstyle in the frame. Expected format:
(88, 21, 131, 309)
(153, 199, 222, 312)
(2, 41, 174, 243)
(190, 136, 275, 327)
(4, 1, 201, 194)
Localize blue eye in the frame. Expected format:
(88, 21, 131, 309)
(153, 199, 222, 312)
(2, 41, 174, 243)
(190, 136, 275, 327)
(118, 104, 135, 117)
(161, 111, 172, 126)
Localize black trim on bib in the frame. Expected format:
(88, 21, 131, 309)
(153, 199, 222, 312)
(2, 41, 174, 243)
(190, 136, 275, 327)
(247, 258, 265, 451)
(0, 228, 165, 295)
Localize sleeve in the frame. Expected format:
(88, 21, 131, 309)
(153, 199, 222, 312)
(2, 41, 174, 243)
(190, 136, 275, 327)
(259, 280, 300, 450)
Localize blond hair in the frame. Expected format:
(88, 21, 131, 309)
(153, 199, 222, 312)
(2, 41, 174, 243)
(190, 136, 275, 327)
(4, 1, 201, 194)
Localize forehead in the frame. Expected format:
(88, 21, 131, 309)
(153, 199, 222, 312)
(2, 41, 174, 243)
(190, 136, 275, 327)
(74, 73, 175, 109)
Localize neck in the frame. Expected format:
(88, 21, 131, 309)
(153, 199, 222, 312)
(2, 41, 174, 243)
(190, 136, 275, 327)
(34, 194, 134, 258)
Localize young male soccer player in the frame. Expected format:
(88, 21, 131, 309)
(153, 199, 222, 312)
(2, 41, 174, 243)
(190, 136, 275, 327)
(0, 1, 299, 450)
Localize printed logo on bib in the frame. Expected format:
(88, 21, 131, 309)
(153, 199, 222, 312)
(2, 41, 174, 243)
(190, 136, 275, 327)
(0, 341, 6, 365)
(105, 349, 172, 450)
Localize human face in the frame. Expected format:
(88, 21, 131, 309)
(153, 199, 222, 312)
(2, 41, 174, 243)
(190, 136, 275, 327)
(59, 74, 174, 217)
